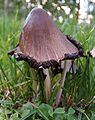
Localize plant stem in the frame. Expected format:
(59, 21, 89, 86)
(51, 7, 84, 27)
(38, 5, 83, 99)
(32, 69, 37, 98)
(43, 68, 51, 103)
(54, 60, 67, 108)
(38, 69, 45, 102)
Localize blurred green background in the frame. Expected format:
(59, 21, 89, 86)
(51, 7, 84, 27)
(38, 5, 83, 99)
(1, 0, 95, 21)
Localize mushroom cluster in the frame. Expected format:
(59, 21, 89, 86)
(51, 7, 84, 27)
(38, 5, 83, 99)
(8, 8, 83, 107)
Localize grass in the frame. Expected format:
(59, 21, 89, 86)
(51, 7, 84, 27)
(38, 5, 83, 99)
(0, 11, 95, 120)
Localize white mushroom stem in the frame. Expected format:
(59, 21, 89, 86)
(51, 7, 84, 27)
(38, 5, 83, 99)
(54, 60, 68, 107)
(32, 69, 37, 97)
(43, 68, 51, 103)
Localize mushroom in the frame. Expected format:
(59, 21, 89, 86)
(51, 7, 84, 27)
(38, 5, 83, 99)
(8, 8, 83, 105)
(90, 47, 95, 58)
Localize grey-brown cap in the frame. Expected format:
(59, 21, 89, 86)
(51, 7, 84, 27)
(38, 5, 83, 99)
(8, 8, 83, 70)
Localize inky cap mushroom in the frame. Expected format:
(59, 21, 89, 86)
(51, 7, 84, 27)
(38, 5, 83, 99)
(8, 8, 83, 70)
(8, 8, 83, 105)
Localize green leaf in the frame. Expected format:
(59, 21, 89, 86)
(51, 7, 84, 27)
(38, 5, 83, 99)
(67, 114, 77, 120)
(20, 102, 34, 117)
(38, 103, 53, 120)
(53, 108, 66, 120)
(68, 107, 75, 114)
(48, 110, 53, 117)
(21, 102, 33, 112)
(54, 108, 65, 114)
(20, 109, 36, 120)
(66, 107, 77, 120)
(21, 110, 30, 117)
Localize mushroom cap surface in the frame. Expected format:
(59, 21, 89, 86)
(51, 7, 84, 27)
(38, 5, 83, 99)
(8, 8, 83, 69)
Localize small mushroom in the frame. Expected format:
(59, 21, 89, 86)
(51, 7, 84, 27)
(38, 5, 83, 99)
(8, 8, 83, 104)
(90, 47, 95, 58)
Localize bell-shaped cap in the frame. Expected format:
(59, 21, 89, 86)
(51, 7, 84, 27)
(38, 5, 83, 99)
(8, 8, 83, 69)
